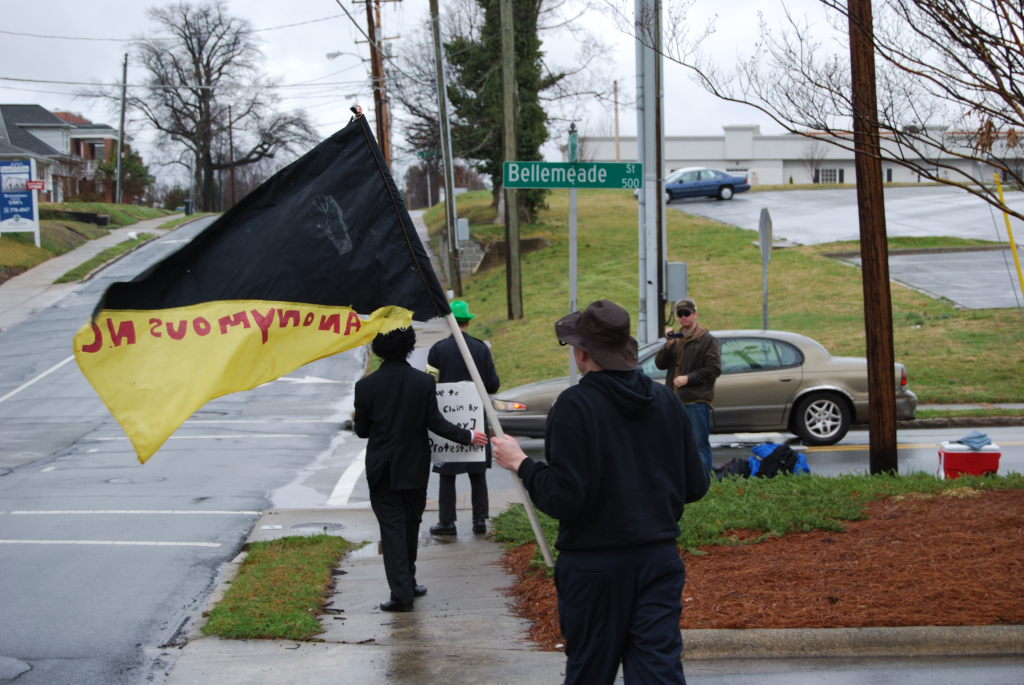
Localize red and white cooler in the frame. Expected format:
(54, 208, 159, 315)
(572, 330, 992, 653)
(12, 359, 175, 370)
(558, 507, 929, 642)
(937, 441, 1001, 479)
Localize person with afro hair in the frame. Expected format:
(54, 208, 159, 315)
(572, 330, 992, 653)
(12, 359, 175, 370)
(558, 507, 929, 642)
(355, 326, 487, 611)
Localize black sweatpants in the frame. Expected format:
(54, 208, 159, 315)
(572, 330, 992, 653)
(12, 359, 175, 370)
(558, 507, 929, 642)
(369, 469, 427, 605)
(554, 541, 687, 685)
(437, 471, 489, 523)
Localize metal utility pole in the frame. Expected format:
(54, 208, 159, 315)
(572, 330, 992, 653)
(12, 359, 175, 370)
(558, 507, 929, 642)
(635, 0, 663, 344)
(429, 0, 462, 296)
(115, 53, 127, 204)
(366, 0, 391, 167)
(849, 0, 897, 474)
(228, 104, 236, 207)
(614, 80, 620, 162)
(500, 0, 523, 319)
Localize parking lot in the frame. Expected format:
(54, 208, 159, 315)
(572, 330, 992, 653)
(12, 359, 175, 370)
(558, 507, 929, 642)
(672, 185, 1024, 309)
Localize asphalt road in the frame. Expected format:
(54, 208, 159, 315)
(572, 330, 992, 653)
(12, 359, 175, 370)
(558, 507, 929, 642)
(0, 219, 364, 685)
(673, 185, 1024, 245)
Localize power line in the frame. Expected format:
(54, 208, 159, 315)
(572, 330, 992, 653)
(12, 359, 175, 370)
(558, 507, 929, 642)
(0, 14, 343, 43)
(0, 76, 369, 90)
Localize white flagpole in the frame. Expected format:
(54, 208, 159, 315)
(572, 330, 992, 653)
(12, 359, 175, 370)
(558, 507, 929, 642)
(444, 313, 555, 567)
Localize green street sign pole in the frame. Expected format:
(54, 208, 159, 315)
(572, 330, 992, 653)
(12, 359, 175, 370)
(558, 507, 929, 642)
(501, 153, 642, 386)
(568, 124, 579, 386)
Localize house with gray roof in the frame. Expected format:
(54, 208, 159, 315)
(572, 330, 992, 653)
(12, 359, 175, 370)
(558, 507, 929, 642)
(0, 104, 126, 202)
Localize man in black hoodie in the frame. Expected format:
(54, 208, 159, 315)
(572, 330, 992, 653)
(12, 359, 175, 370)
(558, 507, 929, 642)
(493, 300, 710, 685)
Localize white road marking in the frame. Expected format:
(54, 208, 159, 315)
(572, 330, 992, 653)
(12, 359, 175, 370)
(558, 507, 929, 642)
(275, 375, 341, 384)
(326, 448, 366, 507)
(94, 434, 310, 441)
(12, 510, 260, 515)
(0, 355, 75, 405)
(0, 539, 221, 547)
(183, 419, 339, 424)
(40, 466, 57, 472)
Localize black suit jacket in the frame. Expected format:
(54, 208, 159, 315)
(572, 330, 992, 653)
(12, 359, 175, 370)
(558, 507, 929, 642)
(354, 359, 472, 490)
(427, 334, 500, 392)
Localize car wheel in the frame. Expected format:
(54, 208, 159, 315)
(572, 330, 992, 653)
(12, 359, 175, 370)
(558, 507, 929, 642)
(665, 189, 673, 204)
(717, 185, 734, 200)
(793, 392, 850, 446)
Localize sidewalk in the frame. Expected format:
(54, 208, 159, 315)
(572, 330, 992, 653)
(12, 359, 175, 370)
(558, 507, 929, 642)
(0, 213, 180, 331)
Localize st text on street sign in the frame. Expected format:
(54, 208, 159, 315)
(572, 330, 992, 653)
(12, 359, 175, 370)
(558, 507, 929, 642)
(502, 161, 642, 189)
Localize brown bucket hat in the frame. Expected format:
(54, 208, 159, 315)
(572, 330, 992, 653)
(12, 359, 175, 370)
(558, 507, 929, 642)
(555, 299, 639, 371)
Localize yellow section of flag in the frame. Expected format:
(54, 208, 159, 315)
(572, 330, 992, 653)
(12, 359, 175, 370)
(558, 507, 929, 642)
(74, 301, 411, 463)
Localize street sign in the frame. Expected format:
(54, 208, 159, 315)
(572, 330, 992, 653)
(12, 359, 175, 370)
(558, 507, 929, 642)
(503, 161, 642, 189)
(759, 208, 772, 330)
(758, 208, 773, 262)
(417, 149, 438, 158)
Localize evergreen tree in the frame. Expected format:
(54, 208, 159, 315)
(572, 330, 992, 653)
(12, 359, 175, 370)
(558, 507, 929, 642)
(445, 0, 564, 222)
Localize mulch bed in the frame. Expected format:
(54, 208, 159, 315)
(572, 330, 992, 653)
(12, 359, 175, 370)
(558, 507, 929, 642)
(502, 489, 1024, 651)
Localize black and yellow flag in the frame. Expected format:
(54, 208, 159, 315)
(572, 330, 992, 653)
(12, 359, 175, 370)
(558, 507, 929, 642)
(74, 114, 450, 463)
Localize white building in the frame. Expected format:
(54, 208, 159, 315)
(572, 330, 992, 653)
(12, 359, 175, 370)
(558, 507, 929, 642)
(574, 125, 993, 186)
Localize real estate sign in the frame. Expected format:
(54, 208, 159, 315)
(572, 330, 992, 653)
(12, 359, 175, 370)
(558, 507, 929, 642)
(0, 159, 40, 248)
(502, 161, 642, 189)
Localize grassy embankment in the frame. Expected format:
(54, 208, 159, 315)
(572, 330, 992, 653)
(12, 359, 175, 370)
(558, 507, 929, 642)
(202, 535, 352, 640)
(492, 471, 1024, 570)
(54, 233, 156, 283)
(158, 212, 219, 229)
(0, 202, 169, 285)
(425, 188, 1024, 404)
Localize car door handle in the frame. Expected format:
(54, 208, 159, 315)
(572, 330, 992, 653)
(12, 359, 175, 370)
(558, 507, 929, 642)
(778, 377, 794, 382)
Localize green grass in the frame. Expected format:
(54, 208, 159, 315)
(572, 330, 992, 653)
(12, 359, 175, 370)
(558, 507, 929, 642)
(39, 202, 168, 227)
(916, 408, 1024, 419)
(53, 233, 155, 283)
(158, 212, 219, 229)
(815, 236, 1001, 252)
(492, 472, 1024, 571)
(1, 203, 168, 282)
(426, 188, 1024, 403)
(202, 535, 351, 640)
(751, 182, 941, 192)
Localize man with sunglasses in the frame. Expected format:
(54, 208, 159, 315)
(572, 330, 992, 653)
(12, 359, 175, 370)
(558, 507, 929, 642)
(655, 297, 721, 471)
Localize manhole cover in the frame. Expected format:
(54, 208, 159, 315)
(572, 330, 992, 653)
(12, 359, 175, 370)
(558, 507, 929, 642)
(289, 522, 345, 532)
(107, 476, 166, 484)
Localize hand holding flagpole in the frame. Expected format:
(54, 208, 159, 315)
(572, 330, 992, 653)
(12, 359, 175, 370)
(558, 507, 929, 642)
(444, 313, 555, 567)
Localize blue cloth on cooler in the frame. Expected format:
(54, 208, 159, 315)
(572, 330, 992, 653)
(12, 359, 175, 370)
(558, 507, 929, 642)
(955, 430, 992, 450)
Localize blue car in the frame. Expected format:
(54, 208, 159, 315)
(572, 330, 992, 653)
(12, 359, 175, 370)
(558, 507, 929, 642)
(664, 167, 750, 202)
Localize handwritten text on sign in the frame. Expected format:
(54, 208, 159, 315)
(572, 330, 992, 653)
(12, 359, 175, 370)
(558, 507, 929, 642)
(428, 381, 485, 464)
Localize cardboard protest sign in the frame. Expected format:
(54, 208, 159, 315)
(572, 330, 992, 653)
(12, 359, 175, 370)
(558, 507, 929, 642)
(429, 381, 485, 464)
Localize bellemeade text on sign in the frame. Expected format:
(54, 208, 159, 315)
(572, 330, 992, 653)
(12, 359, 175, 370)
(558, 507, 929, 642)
(503, 161, 642, 189)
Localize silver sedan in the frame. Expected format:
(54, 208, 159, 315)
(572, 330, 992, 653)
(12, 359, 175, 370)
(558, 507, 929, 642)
(492, 330, 918, 446)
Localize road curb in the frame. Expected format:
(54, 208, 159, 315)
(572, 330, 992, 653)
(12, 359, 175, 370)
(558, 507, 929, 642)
(878, 416, 1024, 430)
(682, 625, 1024, 660)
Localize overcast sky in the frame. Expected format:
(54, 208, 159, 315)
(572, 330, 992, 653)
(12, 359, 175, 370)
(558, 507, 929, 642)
(0, 0, 829, 185)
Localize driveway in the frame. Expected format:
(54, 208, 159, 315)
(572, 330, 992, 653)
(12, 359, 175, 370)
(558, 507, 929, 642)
(673, 185, 1024, 245)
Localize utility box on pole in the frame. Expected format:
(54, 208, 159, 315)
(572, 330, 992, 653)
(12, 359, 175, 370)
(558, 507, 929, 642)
(666, 262, 688, 303)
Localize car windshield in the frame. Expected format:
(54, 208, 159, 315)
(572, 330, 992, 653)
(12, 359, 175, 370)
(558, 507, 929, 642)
(665, 169, 689, 183)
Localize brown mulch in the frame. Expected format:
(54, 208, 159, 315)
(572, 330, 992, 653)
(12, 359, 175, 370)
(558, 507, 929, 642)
(503, 489, 1024, 651)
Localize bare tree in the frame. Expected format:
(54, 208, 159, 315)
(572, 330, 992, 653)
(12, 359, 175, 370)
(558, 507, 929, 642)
(612, 0, 1024, 221)
(798, 138, 830, 183)
(91, 1, 317, 211)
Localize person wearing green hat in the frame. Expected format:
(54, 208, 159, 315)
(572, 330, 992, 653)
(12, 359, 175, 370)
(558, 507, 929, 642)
(427, 300, 500, 535)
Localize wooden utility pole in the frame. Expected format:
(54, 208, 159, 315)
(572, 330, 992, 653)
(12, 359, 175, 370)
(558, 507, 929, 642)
(365, 0, 391, 167)
(228, 104, 236, 207)
(429, 0, 462, 296)
(849, 0, 898, 474)
(614, 80, 620, 162)
(115, 53, 127, 204)
(499, 0, 523, 319)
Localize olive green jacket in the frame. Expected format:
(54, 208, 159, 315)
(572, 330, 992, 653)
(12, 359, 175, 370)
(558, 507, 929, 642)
(654, 325, 722, 406)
